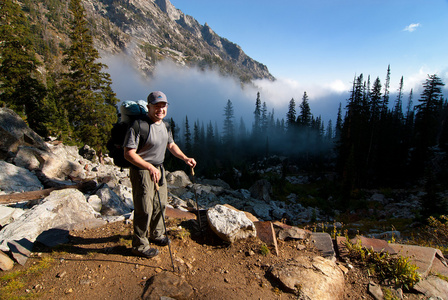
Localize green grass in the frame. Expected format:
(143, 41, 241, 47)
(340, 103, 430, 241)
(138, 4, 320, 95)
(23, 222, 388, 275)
(260, 243, 270, 256)
(0, 256, 54, 300)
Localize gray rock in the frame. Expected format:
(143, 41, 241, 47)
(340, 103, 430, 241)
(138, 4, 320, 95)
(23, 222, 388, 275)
(0, 206, 25, 227)
(206, 204, 257, 243)
(311, 232, 336, 261)
(112, 185, 133, 209)
(0, 161, 43, 193)
(368, 282, 383, 300)
(0, 189, 99, 252)
(166, 170, 192, 188)
(13, 146, 45, 170)
(277, 226, 309, 241)
(249, 179, 272, 201)
(95, 186, 132, 216)
(39, 144, 86, 180)
(0, 108, 49, 157)
(87, 195, 102, 212)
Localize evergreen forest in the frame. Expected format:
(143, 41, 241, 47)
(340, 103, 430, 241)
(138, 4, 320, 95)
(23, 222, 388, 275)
(2, 0, 448, 219)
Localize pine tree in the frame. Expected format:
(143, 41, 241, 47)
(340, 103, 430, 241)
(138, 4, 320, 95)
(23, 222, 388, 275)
(412, 74, 445, 176)
(59, 0, 118, 152)
(369, 77, 382, 122)
(223, 99, 235, 144)
(326, 120, 333, 141)
(261, 102, 268, 135)
(253, 92, 262, 137)
(382, 64, 391, 116)
(286, 98, 296, 131)
(414, 74, 445, 147)
(297, 92, 312, 127)
(393, 76, 404, 120)
(238, 117, 247, 140)
(193, 120, 201, 157)
(0, 0, 47, 134)
(335, 103, 343, 141)
(184, 116, 192, 155)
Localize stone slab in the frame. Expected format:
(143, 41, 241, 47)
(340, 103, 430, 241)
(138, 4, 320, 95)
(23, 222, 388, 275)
(428, 249, 448, 277)
(335, 236, 349, 257)
(352, 236, 397, 254)
(166, 207, 197, 220)
(8, 239, 33, 266)
(311, 232, 335, 261)
(254, 221, 278, 256)
(389, 243, 438, 277)
(413, 275, 448, 299)
(272, 220, 293, 230)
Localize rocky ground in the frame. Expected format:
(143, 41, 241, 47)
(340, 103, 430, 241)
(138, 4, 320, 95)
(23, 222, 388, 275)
(1, 217, 433, 300)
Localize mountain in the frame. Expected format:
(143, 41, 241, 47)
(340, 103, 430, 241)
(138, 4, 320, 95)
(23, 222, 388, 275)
(22, 0, 275, 83)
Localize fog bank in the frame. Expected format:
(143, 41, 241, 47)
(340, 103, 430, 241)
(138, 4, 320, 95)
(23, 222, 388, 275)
(101, 55, 352, 131)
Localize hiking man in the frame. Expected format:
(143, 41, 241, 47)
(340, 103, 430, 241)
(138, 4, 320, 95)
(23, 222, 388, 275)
(123, 91, 196, 258)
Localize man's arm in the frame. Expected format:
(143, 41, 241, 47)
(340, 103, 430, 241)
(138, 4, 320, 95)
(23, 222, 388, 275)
(167, 142, 196, 168)
(124, 147, 161, 183)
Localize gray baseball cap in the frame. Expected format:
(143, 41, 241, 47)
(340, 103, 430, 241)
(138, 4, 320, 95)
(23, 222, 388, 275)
(147, 91, 168, 104)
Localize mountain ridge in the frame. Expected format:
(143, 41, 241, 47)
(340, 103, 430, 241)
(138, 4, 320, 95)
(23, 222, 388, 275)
(24, 0, 275, 83)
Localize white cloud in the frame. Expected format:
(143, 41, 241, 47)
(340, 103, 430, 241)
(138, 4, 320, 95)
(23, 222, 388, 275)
(103, 55, 348, 128)
(403, 23, 420, 32)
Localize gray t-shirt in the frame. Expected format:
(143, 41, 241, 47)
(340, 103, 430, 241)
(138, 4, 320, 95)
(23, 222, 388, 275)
(123, 120, 174, 166)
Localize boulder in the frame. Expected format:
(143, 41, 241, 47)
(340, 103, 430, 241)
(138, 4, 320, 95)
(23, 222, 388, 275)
(0, 108, 49, 158)
(0, 161, 43, 193)
(249, 179, 272, 201)
(0, 189, 100, 252)
(166, 170, 192, 188)
(94, 185, 133, 216)
(87, 195, 102, 212)
(39, 145, 86, 180)
(269, 256, 345, 299)
(0, 206, 25, 227)
(142, 271, 194, 300)
(206, 204, 257, 243)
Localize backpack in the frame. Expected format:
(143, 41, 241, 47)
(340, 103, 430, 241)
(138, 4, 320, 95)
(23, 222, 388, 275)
(106, 100, 170, 168)
(106, 100, 150, 168)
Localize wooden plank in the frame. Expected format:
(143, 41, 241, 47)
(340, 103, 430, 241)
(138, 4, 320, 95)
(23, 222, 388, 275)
(0, 181, 96, 204)
(254, 221, 279, 256)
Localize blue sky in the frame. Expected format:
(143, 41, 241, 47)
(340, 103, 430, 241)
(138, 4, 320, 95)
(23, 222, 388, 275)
(106, 0, 448, 131)
(170, 0, 447, 90)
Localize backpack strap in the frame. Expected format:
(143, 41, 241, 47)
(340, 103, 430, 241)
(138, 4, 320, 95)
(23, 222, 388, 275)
(132, 118, 170, 153)
(138, 120, 150, 151)
(131, 119, 150, 152)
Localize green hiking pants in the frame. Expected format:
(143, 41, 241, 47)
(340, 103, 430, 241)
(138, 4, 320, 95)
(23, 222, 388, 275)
(130, 166, 167, 251)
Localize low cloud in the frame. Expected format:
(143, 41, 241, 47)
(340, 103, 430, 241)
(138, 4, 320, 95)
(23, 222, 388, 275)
(101, 56, 346, 131)
(403, 23, 420, 32)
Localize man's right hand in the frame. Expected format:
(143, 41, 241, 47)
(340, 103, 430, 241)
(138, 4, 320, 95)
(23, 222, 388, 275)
(148, 165, 160, 183)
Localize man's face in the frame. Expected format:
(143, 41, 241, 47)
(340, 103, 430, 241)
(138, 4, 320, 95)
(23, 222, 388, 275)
(148, 102, 168, 122)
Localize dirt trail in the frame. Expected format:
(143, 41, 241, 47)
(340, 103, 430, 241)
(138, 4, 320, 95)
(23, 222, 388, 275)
(2, 220, 374, 299)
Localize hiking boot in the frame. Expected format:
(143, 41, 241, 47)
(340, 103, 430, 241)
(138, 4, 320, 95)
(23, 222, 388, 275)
(151, 235, 171, 246)
(132, 247, 159, 258)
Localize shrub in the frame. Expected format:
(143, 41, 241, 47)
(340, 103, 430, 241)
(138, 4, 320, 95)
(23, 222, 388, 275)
(344, 237, 420, 290)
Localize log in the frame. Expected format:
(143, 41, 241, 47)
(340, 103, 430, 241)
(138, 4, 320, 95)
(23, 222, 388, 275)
(0, 181, 97, 204)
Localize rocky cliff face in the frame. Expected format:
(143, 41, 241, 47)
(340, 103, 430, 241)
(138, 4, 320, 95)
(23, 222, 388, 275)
(26, 0, 274, 83)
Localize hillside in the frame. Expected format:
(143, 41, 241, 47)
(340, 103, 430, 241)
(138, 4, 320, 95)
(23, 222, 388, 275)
(21, 0, 274, 83)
